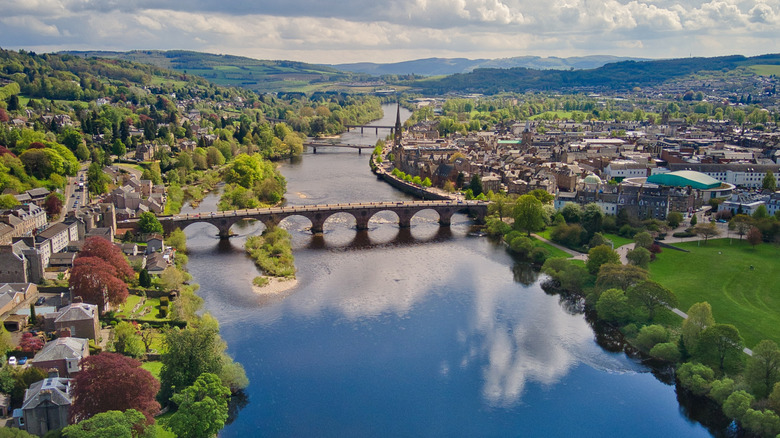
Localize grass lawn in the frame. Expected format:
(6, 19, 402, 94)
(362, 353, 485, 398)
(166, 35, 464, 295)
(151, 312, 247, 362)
(141, 361, 163, 380)
(749, 64, 780, 76)
(649, 238, 780, 347)
(532, 238, 572, 259)
(603, 233, 634, 249)
(117, 295, 170, 320)
(537, 229, 553, 240)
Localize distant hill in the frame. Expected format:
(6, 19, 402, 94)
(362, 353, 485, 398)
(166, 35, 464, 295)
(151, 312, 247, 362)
(333, 55, 648, 76)
(405, 54, 780, 94)
(62, 50, 370, 93)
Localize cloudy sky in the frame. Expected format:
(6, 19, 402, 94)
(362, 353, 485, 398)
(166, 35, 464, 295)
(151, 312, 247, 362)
(1, 0, 778, 64)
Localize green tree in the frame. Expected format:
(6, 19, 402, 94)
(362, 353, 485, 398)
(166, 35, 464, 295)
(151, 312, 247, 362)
(625, 246, 651, 269)
(159, 324, 223, 404)
(667, 211, 683, 228)
(581, 203, 604, 236)
(770, 382, 780, 413)
(682, 302, 715, 352)
(723, 390, 754, 421)
(627, 280, 678, 320)
(697, 323, 744, 372)
(0, 428, 37, 437)
(633, 231, 654, 250)
(690, 214, 698, 227)
(513, 194, 545, 237)
(744, 340, 780, 399)
(0, 194, 20, 209)
(677, 362, 715, 396)
(469, 174, 483, 197)
(61, 409, 154, 438)
(75, 142, 90, 161)
(167, 228, 187, 252)
(709, 378, 736, 404)
(138, 269, 152, 288)
(113, 321, 144, 359)
(137, 212, 163, 234)
(693, 223, 719, 243)
(762, 171, 777, 192)
(586, 244, 620, 275)
(649, 342, 681, 362)
(168, 373, 231, 438)
(112, 139, 127, 157)
(741, 408, 780, 437)
(635, 324, 669, 351)
(752, 204, 769, 220)
(596, 288, 630, 323)
(87, 162, 110, 194)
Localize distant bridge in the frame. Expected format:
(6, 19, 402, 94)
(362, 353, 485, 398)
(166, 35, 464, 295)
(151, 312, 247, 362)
(304, 141, 376, 154)
(344, 124, 396, 135)
(133, 201, 488, 239)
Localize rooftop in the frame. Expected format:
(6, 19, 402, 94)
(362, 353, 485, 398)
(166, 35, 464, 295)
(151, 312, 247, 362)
(646, 170, 721, 190)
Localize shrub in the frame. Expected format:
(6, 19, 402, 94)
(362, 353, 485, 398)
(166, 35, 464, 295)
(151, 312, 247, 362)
(159, 305, 168, 317)
(529, 247, 550, 264)
(650, 342, 681, 362)
(677, 362, 715, 396)
(635, 325, 670, 351)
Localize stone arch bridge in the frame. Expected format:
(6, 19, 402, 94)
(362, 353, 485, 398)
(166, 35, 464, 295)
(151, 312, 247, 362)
(152, 200, 487, 238)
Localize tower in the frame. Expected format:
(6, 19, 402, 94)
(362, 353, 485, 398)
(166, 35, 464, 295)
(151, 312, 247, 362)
(521, 120, 533, 150)
(394, 101, 402, 147)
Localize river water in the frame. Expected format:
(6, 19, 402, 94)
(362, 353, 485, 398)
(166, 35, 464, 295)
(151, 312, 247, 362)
(181, 105, 719, 437)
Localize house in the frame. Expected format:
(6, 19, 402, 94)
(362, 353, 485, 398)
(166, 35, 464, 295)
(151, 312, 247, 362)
(31, 337, 89, 377)
(43, 303, 100, 342)
(120, 242, 138, 256)
(0, 283, 36, 316)
(35, 222, 79, 256)
(0, 241, 44, 284)
(20, 370, 73, 436)
(146, 234, 164, 254)
(146, 252, 167, 273)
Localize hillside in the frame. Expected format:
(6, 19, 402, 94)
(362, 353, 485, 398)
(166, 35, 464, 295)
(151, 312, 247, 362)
(63, 50, 370, 93)
(333, 55, 647, 76)
(404, 54, 780, 94)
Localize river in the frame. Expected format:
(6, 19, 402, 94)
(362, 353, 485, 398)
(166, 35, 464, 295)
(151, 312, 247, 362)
(181, 105, 722, 437)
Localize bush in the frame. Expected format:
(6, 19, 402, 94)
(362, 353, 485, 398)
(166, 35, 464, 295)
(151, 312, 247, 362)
(635, 325, 669, 351)
(253, 276, 269, 287)
(649, 342, 681, 362)
(677, 362, 715, 396)
(618, 224, 637, 238)
(159, 296, 169, 306)
(159, 305, 168, 318)
(672, 230, 696, 238)
(529, 247, 550, 264)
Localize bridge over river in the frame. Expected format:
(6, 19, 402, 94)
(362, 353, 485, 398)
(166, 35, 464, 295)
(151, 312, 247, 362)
(132, 200, 488, 238)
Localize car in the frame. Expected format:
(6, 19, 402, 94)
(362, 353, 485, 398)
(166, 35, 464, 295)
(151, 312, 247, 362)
(17, 357, 27, 365)
(35, 296, 46, 305)
(8, 357, 16, 366)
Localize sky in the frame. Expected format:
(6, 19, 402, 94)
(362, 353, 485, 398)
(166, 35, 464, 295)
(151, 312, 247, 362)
(0, 0, 778, 64)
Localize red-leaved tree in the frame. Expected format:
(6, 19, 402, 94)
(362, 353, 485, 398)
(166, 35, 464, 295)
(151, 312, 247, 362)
(69, 352, 161, 424)
(19, 333, 44, 353)
(78, 236, 134, 281)
(69, 257, 128, 314)
(43, 193, 62, 217)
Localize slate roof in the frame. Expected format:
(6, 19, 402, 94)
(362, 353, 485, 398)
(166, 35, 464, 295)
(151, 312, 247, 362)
(22, 377, 73, 409)
(33, 337, 88, 362)
(54, 303, 97, 323)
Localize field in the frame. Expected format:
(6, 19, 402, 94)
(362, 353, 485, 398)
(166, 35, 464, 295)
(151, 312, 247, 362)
(649, 239, 780, 347)
(748, 64, 780, 76)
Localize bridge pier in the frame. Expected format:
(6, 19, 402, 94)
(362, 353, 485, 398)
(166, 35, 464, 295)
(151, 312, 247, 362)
(360, 127, 364, 134)
(355, 210, 370, 231)
(310, 214, 325, 234)
(439, 209, 454, 227)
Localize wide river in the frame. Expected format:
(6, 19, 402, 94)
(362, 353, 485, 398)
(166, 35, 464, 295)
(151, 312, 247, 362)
(181, 105, 722, 437)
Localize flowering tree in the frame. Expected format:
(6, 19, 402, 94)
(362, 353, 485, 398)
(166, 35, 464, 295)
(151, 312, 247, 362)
(78, 236, 134, 281)
(19, 333, 44, 353)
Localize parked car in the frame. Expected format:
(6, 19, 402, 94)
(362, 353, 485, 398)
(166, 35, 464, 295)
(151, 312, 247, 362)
(8, 356, 16, 366)
(17, 357, 27, 365)
(35, 296, 46, 305)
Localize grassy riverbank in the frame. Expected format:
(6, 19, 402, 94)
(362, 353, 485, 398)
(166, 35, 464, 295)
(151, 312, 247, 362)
(649, 238, 780, 346)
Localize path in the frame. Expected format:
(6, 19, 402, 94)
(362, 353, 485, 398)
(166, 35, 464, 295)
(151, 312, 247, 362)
(531, 233, 588, 261)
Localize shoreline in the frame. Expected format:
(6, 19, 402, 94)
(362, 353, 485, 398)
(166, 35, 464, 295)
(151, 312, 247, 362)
(251, 276, 299, 295)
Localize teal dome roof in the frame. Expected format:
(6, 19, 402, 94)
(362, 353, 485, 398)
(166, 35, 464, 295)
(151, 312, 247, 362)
(646, 171, 721, 190)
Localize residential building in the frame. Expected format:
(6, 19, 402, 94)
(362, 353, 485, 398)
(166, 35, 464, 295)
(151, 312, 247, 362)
(21, 371, 73, 436)
(32, 337, 89, 377)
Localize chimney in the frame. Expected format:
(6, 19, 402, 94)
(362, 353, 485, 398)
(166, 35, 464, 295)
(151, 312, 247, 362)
(58, 328, 71, 338)
(72, 296, 83, 304)
(47, 368, 59, 379)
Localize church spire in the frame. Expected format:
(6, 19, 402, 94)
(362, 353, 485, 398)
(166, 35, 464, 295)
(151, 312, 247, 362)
(394, 100, 402, 147)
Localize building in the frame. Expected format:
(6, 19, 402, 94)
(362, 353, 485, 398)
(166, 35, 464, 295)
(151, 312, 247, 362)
(43, 303, 100, 342)
(0, 283, 37, 317)
(31, 337, 89, 378)
(35, 222, 79, 256)
(0, 241, 44, 284)
(20, 371, 73, 436)
(667, 163, 780, 189)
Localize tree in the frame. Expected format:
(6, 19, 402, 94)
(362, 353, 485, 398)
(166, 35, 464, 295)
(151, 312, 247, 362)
(723, 390, 754, 421)
(159, 325, 224, 404)
(0, 194, 20, 209)
(512, 194, 545, 236)
(667, 211, 683, 228)
(137, 212, 163, 235)
(770, 382, 780, 413)
(682, 302, 715, 352)
(752, 204, 769, 220)
(709, 378, 736, 404)
(689, 213, 698, 227)
(528, 189, 554, 204)
(75, 142, 90, 161)
(78, 236, 134, 281)
(560, 203, 582, 223)
(763, 171, 777, 192)
(61, 409, 154, 438)
(168, 373, 231, 438)
(650, 342, 681, 362)
(581, 203, 604, 236)
(626, 247, 651, 269)
(596, 288, 630, 323)
(698, 323, 744, 372)
(87, 161, 110, 195)
(744, 340, 780, 399)
(635, 324, 669, 351)
(693, 223, 719, 243)
(731, 215, 752, 240)
(70, 353, 160, 423)
(0, 428, 36, 437)
(747, 226, 762, 248)
(586, 244, 620, 275)
(138, 269, 152, 288)
(469, 174, 483, 197)
(69, 257, 129, 314)
(18, 333, 44, 353)
(633, 231, 654, 250)
(160, 266, 187, 291)
(627, 280, 678, 320)
(43, 193, 62, 217)
(677, 362, 715, 396)
(113, 321, 145, 359)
